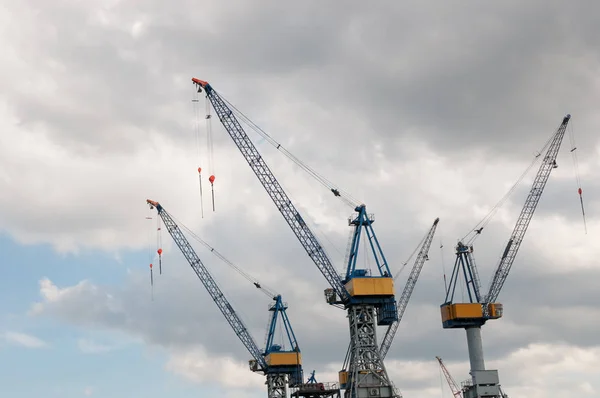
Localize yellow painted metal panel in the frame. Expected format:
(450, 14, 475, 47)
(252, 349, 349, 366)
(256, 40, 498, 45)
(440, 304, 453, 323)
(339, 371, 348, 385)
(487, 303, 503, 319)
(266, 352, 302, 366)
(442, 303, 485, 322)
(451, 303, 483, 319)
(344, 277, 394, 297)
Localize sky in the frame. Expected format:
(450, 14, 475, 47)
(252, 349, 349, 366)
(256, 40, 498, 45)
(1, 1, 600, 397)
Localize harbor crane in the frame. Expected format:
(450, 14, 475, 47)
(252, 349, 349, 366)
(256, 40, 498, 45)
(192, 78, 435, 398)
(147, 199, 303, 398)
(441, 114, 570, 397)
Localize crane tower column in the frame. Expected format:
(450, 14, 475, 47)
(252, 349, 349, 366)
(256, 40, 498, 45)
(267, 374, 287, 398)
(346, 305, 394, 398)
(465, 327, 485, 377)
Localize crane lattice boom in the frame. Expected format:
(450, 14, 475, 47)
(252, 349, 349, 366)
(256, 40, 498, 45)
(147, 199, 267, 370)
(483, 114, 571, 305)
(192, 78, 349, 303)
(379, 217, 439, 359)
(436, 356, 462, 397)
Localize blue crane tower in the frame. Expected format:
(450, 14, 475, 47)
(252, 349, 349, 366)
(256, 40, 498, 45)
(191, 78, 438, 398)
(440, 114, 571, 398)
(147, 199, 302, 398)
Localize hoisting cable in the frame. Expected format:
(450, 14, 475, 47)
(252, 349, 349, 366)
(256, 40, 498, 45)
(440, 238, 448, 294)
(192, 91, 205, 218)
(462, 129, 557, 245)
(568, 121, 587, 234)
(393, 228, 428, 281)
(206, 96, 216, 212)
(169, 214, 278, 299)
(218, 94, 361, 209)
(146, 211, 155, 300)
(156, 216, 163, 274)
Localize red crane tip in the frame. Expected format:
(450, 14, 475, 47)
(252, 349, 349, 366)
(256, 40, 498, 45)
(209, 175, 215, 183)
(198, 167, 202, 173)
(192, 78, 209, 87)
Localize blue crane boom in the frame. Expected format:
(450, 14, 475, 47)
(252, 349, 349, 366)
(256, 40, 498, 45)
(191, 78, 350, 304)
(379, 217, 439, 360)
(146, 199, 267, 370)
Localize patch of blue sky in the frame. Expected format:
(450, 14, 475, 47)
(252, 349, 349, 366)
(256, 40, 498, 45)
(0, 335, 216, 397)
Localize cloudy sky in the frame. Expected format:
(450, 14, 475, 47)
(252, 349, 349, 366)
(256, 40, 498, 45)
(1, 1, 599, 397)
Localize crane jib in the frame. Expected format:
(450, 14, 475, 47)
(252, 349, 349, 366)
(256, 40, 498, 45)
(483, 114, 571, 305)
(147, 200, 268, 371)
(192, 79, 350, 303)
(379, 217, 439, 359)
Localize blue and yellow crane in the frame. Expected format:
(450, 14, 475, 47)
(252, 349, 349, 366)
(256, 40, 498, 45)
(147, 199, 302, 398)
(191, 78, 439, 398)
(440, 114, 571, 398)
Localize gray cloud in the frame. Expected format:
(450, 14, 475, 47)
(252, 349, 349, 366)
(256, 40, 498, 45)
(8, 1, 600, 159)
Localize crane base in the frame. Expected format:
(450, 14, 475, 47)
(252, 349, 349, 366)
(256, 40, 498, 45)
(462, 370, 502, 398)
(291, 382, 341, 398)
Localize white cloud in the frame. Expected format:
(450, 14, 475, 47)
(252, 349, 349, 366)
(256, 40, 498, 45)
(83, 386, 93, 396)
(489, 343, 600, 397)
(77, 338, 118, 354)
(2, 331, 49, 349)
(312, 342, 600, 398)
(165, 346, 265, 390)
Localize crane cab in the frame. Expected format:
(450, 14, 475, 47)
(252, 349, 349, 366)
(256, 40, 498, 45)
(265, 351, 303, 387)
(345, 274, 397, 326)
(441, 303, 484, 328)
(324, 277, 396, 302)
(265, 351, 302, 367)
(486, 303, 503, 319)
(440, 302, 504, 328)
(344, 276, 395, 297)
(249, 359, 260, 372)
(338, 371, 349, 389)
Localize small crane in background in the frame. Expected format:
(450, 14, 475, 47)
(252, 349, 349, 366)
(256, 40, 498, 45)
(436, 356, 462, 398)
